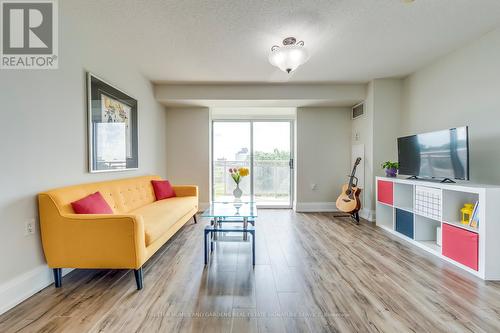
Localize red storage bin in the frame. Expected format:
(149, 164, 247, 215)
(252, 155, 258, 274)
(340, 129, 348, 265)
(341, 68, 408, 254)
(442, 223, 478, 271)
(377, 180, 394, 205)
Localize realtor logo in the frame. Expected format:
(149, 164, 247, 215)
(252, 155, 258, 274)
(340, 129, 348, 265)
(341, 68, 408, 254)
(1, 0, 58, 69)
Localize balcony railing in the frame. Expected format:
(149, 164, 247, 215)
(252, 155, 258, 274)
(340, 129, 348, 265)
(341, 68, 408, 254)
(213, 159, 290, 202)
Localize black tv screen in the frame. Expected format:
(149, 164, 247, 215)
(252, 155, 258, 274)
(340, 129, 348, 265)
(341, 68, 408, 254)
(398, 127, 469, 180)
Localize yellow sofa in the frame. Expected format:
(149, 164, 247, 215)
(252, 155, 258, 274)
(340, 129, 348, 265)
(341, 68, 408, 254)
(38, 175, 198, 290)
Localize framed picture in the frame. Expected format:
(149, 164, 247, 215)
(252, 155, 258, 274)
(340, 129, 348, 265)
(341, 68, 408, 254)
(87, 73, 138, 173)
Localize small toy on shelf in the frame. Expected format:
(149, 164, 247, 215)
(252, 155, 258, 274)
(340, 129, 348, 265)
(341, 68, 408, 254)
(460, 203, 474, 225)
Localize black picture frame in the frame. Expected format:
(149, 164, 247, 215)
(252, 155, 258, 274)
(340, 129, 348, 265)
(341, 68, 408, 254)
(87, 73, 138, 173)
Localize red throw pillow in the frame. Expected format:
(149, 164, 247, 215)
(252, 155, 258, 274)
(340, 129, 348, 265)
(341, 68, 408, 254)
(71, 192, 113, 214)
(152, 180, 176, 200)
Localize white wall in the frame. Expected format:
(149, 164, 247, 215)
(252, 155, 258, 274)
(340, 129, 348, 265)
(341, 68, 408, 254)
(352, 82, 374, 218)
(0, 1, 167, 313)
(164, 106, 353, 212)
(352, 79, 402, 220)
(165, 108, 210, 206)
(296, 107, 352, 211)
(364, 26, 500, 223)
(165, 106, 354, 211)
(211, 107, 295, 119)
(372, 79, 403, 213)
(401, 26, 500, 184)
(372, 80, 402, 171)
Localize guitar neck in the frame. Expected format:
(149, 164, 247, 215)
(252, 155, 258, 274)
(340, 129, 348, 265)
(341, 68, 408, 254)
(347, 165, 358, 188)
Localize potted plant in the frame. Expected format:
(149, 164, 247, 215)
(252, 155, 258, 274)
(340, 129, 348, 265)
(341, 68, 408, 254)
(229, 167, 250, 200)
(382, 161, 399, 177)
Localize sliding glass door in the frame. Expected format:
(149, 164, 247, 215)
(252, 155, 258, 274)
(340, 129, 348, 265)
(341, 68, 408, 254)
(212, 120, 293, 207)
(252, 122, 292, 205)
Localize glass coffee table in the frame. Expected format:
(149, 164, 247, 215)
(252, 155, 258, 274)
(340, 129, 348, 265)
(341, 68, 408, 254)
(201, 201, 257, 266)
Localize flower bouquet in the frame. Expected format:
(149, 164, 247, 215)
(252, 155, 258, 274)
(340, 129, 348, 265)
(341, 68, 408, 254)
(229, 167, 249, 199)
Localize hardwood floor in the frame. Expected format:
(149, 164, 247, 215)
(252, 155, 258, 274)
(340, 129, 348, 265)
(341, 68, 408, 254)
(1, 210, 500, 332)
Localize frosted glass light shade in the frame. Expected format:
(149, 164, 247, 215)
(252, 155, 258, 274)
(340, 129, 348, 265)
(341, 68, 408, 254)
(269, 44, 309, 73)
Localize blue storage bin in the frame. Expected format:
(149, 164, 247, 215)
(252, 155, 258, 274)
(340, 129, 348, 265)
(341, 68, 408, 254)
(396, 208, 414, 239)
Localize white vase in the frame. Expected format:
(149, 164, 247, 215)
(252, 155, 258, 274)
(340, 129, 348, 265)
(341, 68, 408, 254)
(233, 183, 243, 200)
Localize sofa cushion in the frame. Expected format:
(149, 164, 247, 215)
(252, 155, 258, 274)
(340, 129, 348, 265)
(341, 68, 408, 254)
(151, 180, 176, 200)
(131, 196, 197, 246)
(71, 192, 113, 214)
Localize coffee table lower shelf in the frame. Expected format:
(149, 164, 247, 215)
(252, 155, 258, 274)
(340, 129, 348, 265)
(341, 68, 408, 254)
(204, 225, 255, 266)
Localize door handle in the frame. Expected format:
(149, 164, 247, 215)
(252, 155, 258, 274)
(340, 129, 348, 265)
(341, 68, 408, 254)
(289, 158, 294, 169)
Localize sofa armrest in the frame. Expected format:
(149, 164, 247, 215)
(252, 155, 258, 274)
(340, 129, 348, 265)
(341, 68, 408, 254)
(173, 185, 198, 197)
(43, 213, 146, 269)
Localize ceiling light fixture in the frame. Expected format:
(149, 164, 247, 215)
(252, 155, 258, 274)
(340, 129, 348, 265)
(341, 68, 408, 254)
(268, 37, 309, 74)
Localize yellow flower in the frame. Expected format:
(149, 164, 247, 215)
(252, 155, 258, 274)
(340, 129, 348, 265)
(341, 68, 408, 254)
(239, 167, 249, 177)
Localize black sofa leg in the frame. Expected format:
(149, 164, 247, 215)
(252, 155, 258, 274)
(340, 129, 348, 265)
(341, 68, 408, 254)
(134, 267, 143, 290)
(53, 268, 62, 288)
(193, 214, 198, 224)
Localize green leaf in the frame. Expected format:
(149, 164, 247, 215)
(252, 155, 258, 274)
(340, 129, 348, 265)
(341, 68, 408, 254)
(381, 161, 399, 169)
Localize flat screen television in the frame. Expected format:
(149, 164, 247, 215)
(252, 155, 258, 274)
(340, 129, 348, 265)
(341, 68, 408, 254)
(397, 126, 469, 181)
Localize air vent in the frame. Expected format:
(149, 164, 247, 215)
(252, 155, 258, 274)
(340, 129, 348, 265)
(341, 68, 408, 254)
(352, 102, 364, 119)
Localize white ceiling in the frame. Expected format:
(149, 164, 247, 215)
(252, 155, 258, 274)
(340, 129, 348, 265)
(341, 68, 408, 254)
(72, 0, 500, 83)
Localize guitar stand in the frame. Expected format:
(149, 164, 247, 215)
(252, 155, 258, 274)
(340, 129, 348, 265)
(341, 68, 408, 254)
(332, 211, 360, 224)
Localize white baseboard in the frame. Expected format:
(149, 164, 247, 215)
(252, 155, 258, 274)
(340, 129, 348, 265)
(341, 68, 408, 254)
(295, 202, 338, 212)
(359, 208, 376, 222)
(295, 202, 376, 222)
(0, 266, 72, 315)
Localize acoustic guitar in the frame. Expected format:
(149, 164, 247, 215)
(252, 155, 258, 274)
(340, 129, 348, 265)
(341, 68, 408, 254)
(336, 157, 362, 214)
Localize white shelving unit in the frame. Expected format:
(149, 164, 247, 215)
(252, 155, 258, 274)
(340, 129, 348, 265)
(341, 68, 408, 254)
(375, 176, 500, 280)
